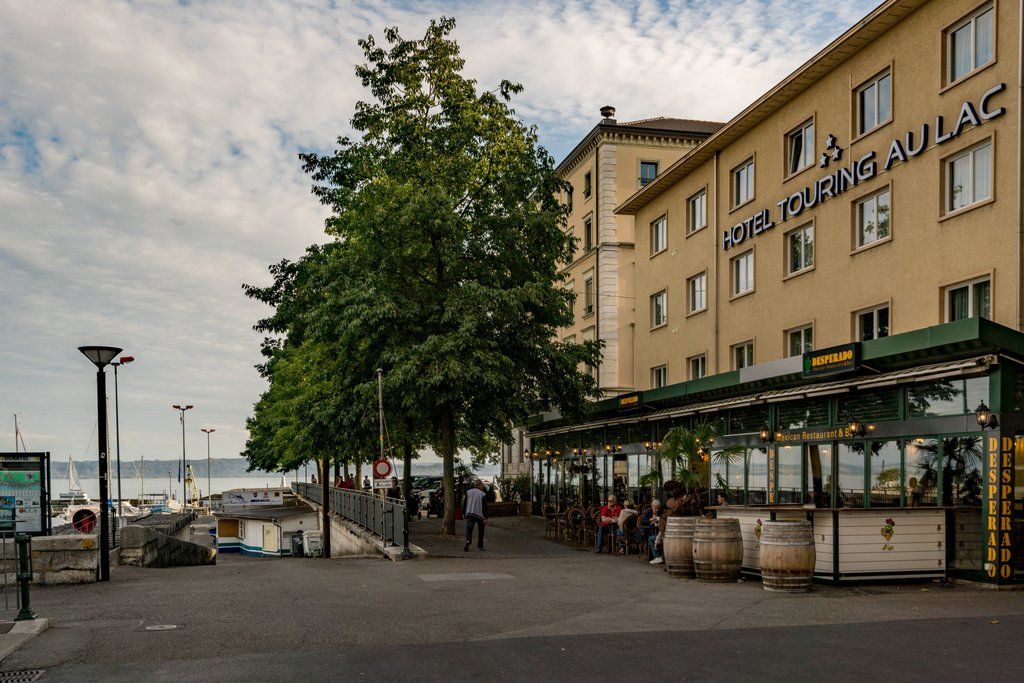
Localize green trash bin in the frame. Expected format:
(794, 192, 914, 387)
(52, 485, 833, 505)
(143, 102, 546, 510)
(290, 531, 304, 557)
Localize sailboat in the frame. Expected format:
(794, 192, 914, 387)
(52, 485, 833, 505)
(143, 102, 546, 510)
(59, 456, 91, 504)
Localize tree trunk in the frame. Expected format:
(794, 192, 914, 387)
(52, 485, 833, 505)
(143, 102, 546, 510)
(334, 460, 341, 484)
(343, 458, 350, 479)
(402, 442, 413, 501)
(320, 456, 331, 559)
(441, 408, 456, 536)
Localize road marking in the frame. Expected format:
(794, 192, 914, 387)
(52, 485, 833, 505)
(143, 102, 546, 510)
(145, 625, 178, 631)
(417, 572, 513, 582)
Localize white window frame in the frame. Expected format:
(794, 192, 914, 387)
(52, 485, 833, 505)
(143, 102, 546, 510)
(732, 341, 754, 370)
(687, 272, 707, 314)
(855, 187, 892, 249)
(944, 276, 991, 322)
(650, 290, 667, 329)
(687, 188, 707, 234)
(731, 250, 755, 296)
(583, 216, 593, 251)
(651, 364, 668, 389)
(786, 119, 815, 176)
(688, 354, 707, 380)
(650, 215, 667, 256)
(785, 222, 814, 276)
(855, 304, 891, 342)
(732, 158, 755, 208)
(583, 171, 592, 198)
(946, 3, 996, 85)
(856, 69, 892, 136)
(945, 139, 993, 214)
(786, 325, 814, 358)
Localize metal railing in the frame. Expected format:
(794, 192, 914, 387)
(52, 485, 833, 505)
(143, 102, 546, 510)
(293, 482, 407, 549)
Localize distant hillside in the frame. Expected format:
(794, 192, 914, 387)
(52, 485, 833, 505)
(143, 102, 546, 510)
(50, 458, 499, 479)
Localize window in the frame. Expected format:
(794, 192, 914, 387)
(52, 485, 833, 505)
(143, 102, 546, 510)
(787, 325, 813, 357)
(786, 120, 814, 175)
(777, 445, 801, 504)
(565, 280, 575, 318)
(856, 304, 890, 341)
(732, 341, 754, 369)
(563, 334, 576, 343)
(650, 290, 667, 328)
(946, 140, 992, 213)
(805, 443, 833, 508)
(946, 277, 991, 321)
(650, 216, 667, 255)
(566, 186, 573, 213)
(837, 444, 865, 508)
(688, 354, 707, 380)
(856, 70, 892, 136)
(583, 216, 593, 251)
(651, 365, 667, 389)
(947, 3, 995, 84)
(732, 159, 755, 207)
(855, 188, 891, 248)
(583, 171, 592, 198)
(786, 223, 814, 275)
(687, 189, 707, 233)
(687, 272, 707, 313)
(868, 441, 901, 507)
(583, 272, 594, 316)
(640, 161, 659, 186)
(731, 250, 754, 296)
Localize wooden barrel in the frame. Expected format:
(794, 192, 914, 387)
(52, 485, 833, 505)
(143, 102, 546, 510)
(663, 517, 697, 577)
(760, 520, 815, 592)
(693, 518, 742, 582)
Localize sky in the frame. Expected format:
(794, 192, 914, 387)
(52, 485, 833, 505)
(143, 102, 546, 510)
(0, 0, 879, 465)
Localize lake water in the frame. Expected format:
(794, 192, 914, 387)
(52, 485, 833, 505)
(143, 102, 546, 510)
(51, 475, 308, 501)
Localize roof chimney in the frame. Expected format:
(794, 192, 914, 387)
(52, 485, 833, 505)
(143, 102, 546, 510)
(600, 105, 616, 123)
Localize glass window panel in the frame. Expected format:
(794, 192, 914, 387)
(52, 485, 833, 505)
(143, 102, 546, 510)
(860, 82, 876, 133)
(805, 443, 833, 508)
(974, 280, 991, 318)
(907, 379, 979, 418)
(949, 285, 969, 321)
(778, 398, 830, 429)
(876, 306, 889, 337)
(859, 310, 875, 341)
(838, 388, 900, 422)
(803, 226, 814, 268)
(942, 436, 984, 507)
(838, 444, 866, 508)
(950, 153, 970, 210)
(876, 190, 890, 239)
(904, 438, 940, 507)
(728, 458, 744, 504)
(975, 9, 994, 68)
(869, 441, 902, 507)
(878, 74, 891, 123)
(951, 23, 972, 81)
(711, 454, 727, 502)
(777, 445, 802, 504)
(746, 448, 768, 505)
(973, 143, 992, 202)
(729, 405, 767, 434)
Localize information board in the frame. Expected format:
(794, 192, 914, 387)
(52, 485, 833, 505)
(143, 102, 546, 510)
(0, 452, 50, 534)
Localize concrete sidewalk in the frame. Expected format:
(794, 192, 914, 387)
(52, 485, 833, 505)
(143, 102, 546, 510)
(409, 515, 577, 558)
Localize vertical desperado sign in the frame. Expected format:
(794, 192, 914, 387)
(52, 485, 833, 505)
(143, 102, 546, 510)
(722, 83, 1007, 250)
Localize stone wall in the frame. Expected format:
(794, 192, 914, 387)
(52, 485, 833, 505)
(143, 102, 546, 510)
(119, 525, 216, 568)
(0, 535, 99, 585)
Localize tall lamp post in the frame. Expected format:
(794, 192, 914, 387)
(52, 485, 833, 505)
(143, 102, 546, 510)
(172, 405, 194, 506)
(110, 355, 134, 521)
(201, 428, 215, 511)
(78, 345, 122, 582)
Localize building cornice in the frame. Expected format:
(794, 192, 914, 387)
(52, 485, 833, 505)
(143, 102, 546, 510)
(557, 125, 714, 178)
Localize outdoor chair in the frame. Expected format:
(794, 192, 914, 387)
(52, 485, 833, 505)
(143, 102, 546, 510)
(543, 505, 557, 540)
(614, 514, 640, 556)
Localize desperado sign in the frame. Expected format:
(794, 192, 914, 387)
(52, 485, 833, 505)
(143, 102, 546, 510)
(722, 83, 1007, 250)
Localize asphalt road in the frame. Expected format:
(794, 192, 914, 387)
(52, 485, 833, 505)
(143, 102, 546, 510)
(3, 516, 1023, 681)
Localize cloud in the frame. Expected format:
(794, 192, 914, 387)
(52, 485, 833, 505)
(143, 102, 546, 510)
(0, 0, 877, 466)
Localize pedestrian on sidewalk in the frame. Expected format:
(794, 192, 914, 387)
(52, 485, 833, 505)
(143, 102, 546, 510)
(595, 495, 622, 553)
(464, 480, 487, 552)
(363, 475, 371, 492)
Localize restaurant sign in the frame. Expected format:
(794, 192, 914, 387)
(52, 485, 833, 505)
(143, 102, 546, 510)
(618, 392, 641, 409)
(803, 343, 858, 378)
(775, 426, 858, 443)
(722, 83, 1007, 250)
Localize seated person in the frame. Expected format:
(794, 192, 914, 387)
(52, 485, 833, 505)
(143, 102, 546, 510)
(641, 499, 664, 564)
(614, 500, 639, 553)
(595, 495, 623, 552)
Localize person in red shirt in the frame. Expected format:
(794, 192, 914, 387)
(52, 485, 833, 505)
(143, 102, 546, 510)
(595, 495, 623, 553)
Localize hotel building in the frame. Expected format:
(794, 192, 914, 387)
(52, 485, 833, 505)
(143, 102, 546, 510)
(526, 0, 1024, 585)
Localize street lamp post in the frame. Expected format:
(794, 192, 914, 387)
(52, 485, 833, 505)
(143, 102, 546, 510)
(173, 405, 194, 506)
(78, 345, 122, 582)
(110, 355, 134, 521)
(201, 428, 215, 511)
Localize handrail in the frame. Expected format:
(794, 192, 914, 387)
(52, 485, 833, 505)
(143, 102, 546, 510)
(293, 482, 405, 547)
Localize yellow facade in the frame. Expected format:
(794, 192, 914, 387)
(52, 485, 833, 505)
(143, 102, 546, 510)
(617, 0, 1021, 391)
(557, 111, 721, 394)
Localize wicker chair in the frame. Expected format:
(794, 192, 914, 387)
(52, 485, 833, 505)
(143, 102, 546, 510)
(543, 504, 557, 540)
(614, 514, 641, 556)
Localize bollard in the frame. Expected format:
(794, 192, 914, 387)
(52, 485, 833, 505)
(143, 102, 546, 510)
(400, 503, 414, 560)
(14, 533, 37, 621)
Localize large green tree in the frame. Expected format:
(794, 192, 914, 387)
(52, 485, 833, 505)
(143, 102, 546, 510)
(299, 18, 600, 534)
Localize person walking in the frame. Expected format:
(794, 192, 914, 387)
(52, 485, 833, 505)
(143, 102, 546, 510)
(362, 475, 372, 492)
(464, 480, 487, 552)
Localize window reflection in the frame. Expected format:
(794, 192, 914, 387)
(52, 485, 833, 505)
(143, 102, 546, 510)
(837, 444, 865, 508)
(805, 444, 832, 507)
(777, 445, 801, 504)
(869, 441, 901, 507)
(904, 438, 939, 506)
(747, 448, 768, 504)
(942, 436, 983, 507)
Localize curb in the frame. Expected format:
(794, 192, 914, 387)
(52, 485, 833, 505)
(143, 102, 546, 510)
(0, 618, 50, 663)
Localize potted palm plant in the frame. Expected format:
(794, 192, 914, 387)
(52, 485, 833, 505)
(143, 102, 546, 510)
(646, 421, 745, 512)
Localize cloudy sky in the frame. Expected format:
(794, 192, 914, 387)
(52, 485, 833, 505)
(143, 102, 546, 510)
(0, 0, 878, 466)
